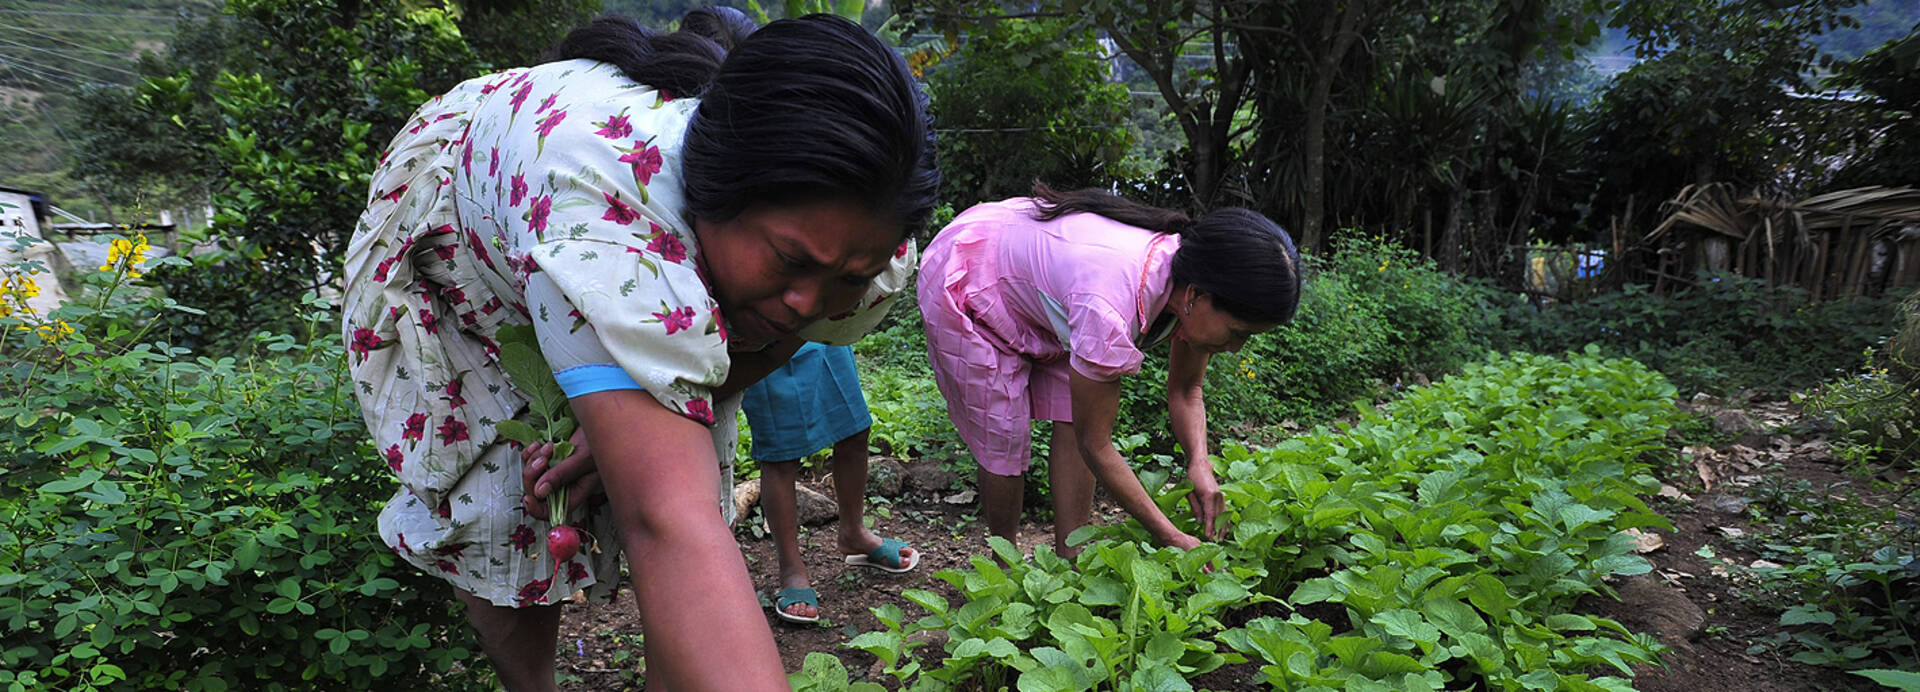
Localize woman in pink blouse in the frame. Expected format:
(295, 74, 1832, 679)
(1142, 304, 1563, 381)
(920, 184, 1302, 558)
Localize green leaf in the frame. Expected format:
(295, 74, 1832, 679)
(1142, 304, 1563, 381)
(1779, 606, 1837, 626)
(1371, 609, 1441, 646)
(494, 419, 540, 445)
(1853, 669, 1920, 691)
(40, 470, 104, 494)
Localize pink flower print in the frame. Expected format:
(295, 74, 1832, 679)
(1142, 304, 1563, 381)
(566, 561, 589, 584)
(434, 559, 459, 574)
(619, 142, 663, 186)
(428, 223, 457, 237)
(528, 195, 553, 233)
(602, 192, 639, 225)
(595, 113, 632, 139)
(509, 173, 528, 207)
(384, 444, 404, 473)
(407, 117, 431, 135)
(896, 240, 912, 258)
(419, 309, 439, 335)
(515, 578, 552, 605)
(349, 327, 382, 360)
(379, 184, 408, 203)
(440, 285, 467, 305)
(645, 226, 687, 263)
(481, 77, 506, 94)
(509, 82, 532, 114)
(481, 296, 504, 315)
(444, 378, 466, 409)
(434, 542, 471, 559)
(508, 524, 536, 551)
(436, 416, 469, 446)
(535, 109, 568, 139)
(433, 244, 457, 261)
(396, 532, 412, 555)
(487, 146, 500, 177)
(373, 255, 399, 282)
(401, 413, 428, 442)
(436, 497, 452, 519)
(712, 307, 729, 342)
(655, 305, 696, 335)
(537, 92, 558, 113)
(460, 139, 474, 176)
(684, 398, 714, 425)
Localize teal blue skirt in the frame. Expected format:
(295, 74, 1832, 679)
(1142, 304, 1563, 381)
(741, 342, 872, 461)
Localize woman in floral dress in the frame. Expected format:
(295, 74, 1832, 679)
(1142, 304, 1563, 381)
(340, 10, 936, 689)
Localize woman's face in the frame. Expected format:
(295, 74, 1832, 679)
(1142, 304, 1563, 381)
(1175, 289, 1278, 355)
(695, 198, 898, 350)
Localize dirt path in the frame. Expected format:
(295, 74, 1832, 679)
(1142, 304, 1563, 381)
(553, 400, 1898, 690)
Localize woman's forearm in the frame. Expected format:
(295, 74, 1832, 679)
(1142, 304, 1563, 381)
(1078, 436, 1185, 543)
(575, 389, 786, 690)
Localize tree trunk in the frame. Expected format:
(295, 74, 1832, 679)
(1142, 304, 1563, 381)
(1440, 181, 1466, 274)
(1300, 2, 1365, 254)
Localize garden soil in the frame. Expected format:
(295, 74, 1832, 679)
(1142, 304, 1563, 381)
(552, 399, 1896, 691)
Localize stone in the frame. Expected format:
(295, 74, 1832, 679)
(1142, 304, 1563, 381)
(1609, 573, 1706, 652)
(943, 490, 977, 505)
(1698, 493, 1749, 515)
(794, 484, 839, 526)
(868, 456, 908, 498)
(731, 478, 761, 520)
(1710, 409, 1759, 437)
(903, 458, 961, 495)
(1688, 392, 1722, 409)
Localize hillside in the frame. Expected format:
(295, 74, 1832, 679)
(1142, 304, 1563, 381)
(0, 1, 219, 219)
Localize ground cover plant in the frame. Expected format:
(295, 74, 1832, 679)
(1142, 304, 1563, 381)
(815, 347, 1683, 690)
(0, 235, 485, 691)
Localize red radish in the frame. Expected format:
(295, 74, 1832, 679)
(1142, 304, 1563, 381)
(547, 526, 580, 562)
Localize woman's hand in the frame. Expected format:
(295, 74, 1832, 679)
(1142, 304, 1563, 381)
(1188, 470, 1228, 541)
(520, 425, 600, 517)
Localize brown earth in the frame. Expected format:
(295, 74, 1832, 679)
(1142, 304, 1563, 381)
(553, 400, 1907, 691)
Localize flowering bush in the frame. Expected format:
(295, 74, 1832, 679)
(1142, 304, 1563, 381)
(0, 236, 484, 690)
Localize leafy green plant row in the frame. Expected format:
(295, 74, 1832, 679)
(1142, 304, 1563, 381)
(808, 347, 1682, 691)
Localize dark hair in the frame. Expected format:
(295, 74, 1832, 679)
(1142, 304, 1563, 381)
(548, 8, 753, 100)
(1030, 182, 1303, 325)
(551, 12, 939, 237)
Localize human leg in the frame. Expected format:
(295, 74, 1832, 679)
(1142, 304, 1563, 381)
(456, 588, 562, 692)
(978, 466, 1026, 547)
(830, 428, 917, 569)
(756, 457, 815, 621)
(1047, 421, 1095, 559)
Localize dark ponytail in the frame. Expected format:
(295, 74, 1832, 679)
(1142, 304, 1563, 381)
(1028, 182, 1190, 234)
(547, 7, 755, 100)
(1174, 208, 1303, 325)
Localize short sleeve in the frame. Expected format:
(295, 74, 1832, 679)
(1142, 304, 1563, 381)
(525, 270, 642, 397)
(530, 233, 727, 425)
(1065, 294, 1145, 382)
(797, 238, 918, 346)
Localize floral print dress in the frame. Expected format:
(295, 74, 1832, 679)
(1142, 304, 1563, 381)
(341, 59, 913, 607)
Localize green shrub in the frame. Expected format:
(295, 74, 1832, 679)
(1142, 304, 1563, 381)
(0, 238, 482, 691)
(1491, 273, 1898, 395)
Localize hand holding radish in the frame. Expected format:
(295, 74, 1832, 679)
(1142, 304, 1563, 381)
(519, 426, 601, 517)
